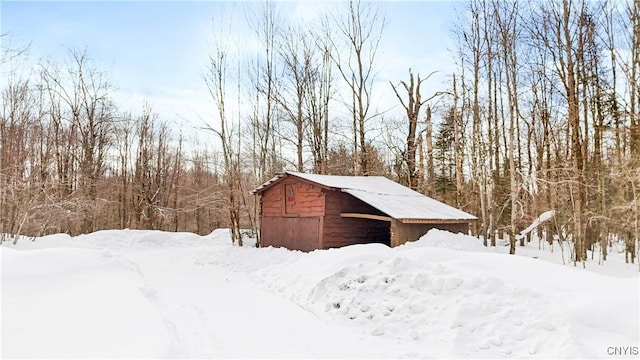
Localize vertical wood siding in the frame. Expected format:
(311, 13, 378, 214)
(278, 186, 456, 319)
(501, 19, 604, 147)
(261, 180, 325, 218)
(261, 216, 320, 252)
(259, 179, 325, 250)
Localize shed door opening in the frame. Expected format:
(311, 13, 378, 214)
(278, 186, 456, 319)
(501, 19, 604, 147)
(359, 218, 391, 247)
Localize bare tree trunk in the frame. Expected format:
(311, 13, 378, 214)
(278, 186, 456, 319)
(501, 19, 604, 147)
(492, 0, 522, 254)
(425, 106, 435, 197)
(452, 74, 464, 208)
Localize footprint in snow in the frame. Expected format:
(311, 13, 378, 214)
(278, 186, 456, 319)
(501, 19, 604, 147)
(409, 303, 425, 314)
(139, 286, 159, 301)
(490, 336, 503, 347)
(430, 279, 444, 295)
(477, 340, 491, 350)
(539, 321, 556, 331)
(514, 328, 527, 341)
(410, 272, 431, 291)
(100, 249, 114, 258)
(445, 277, 463, 290)
(501, 308, 514, 319)
(450, 319, 463, 329)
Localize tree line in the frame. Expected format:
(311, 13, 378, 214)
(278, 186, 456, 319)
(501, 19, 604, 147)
(451, 0, 639, 264)
(0, 48, 226, 238)
(1, 0, 638, 265)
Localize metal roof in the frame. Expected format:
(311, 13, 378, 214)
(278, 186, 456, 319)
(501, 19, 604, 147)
(251, 172, 477, 222)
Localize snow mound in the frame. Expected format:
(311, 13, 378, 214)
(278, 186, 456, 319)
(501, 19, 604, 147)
(73, 229, 209, 250)
(206, 228, 233, 242)
(255, 243, 393, 303)
(258, 248, 586, 358)
(399, 228, 488, 252)
(202, 228, 259, 247)
(2, 247, 170, 358)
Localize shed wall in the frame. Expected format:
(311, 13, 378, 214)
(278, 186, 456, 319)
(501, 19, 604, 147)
(260, 179, 325, 250)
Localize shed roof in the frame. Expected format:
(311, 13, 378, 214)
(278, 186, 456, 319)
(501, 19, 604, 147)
(251, 172, 477, 223)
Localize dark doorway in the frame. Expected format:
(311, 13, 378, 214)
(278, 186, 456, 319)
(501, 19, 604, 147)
(356, 218, 391, 247)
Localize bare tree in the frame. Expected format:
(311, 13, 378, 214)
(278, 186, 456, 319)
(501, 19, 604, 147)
(451, 74, 464, 210)
(275, 25, 312, 172)
(390, 69, 443, 190)
(493, 0, 522, 253)
(247, 1, 282, 181)
(0, 69, 40, 241)
(115, 112, 134, 228)
(307, 20, 334, 174)
(330, 0, 385, 175)
(425, 105, 436, 197)
(204, 29, 243, 246)
(40, 49, 115, 234)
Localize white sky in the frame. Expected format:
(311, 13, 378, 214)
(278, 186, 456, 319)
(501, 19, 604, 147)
(1, 0, 463, 148)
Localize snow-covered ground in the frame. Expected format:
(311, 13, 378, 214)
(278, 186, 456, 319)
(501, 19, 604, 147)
(2, 228, 638, 358)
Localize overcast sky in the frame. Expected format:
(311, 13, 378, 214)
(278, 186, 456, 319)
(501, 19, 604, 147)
(2, 0, 462, 138)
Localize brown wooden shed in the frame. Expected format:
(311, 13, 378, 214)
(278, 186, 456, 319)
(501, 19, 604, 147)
(250, 172, 477, 251)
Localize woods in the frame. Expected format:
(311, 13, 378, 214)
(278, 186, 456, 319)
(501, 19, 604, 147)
(1, 0, 638, 266)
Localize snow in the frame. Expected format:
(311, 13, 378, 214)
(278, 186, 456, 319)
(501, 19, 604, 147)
(2, 247, 170, 358)
(518, 210, 556, 238)
(2, 228, 638, 358)
(399, 228, 489, 252)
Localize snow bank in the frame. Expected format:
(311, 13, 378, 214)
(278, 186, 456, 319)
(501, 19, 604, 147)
(256, 250, 579, 357)
(399, 228, 489, 252)
(1, 247, 171, 358)
(2, 233, 84, 250)
(256, 231, 639, 358)
(73, 229, 206, 250)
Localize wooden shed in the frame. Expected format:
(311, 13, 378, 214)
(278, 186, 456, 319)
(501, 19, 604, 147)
(250, 172, 477, 251)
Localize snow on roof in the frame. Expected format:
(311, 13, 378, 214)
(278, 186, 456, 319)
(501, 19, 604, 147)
(253, 171, 477, 222)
